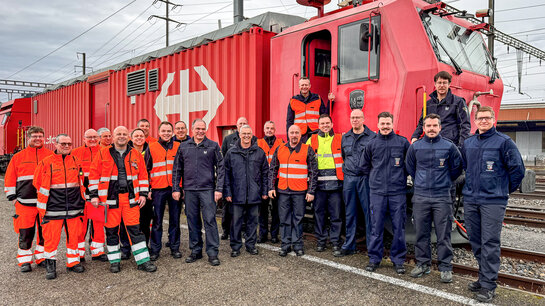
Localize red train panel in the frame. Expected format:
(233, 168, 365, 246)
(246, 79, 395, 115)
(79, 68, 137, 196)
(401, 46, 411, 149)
(0, 98, 32, 155)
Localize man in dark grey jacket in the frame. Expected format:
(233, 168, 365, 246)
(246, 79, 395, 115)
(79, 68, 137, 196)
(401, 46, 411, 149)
(224, 125, 269, 257)
(172, 119, 224, 266)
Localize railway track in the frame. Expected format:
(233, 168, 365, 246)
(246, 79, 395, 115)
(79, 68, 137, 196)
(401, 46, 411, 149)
(504, 207, 545, 228)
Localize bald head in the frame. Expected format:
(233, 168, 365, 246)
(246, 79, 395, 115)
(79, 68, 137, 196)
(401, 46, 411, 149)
(83, 129, 99, 147)
(236, 117, 248, 131)
(113, 126, 129, 149)
(288, 125, 301, 147)
(350, 109, 365, 132)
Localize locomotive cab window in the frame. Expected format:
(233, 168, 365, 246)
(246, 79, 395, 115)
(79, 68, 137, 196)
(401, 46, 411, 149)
(338, 16, 381, 84)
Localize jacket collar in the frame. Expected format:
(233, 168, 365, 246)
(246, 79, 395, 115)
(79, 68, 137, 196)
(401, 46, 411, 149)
(346, 125, 372, 137)
(423, 134, 442, 143)
(430, 89, 453, 104)
(317, 129, 335, 137)
(475, 126, 497, 139)
(188, 136, 208, 146)
(284, 140, 303, 153)
(378, 130, 395, 140)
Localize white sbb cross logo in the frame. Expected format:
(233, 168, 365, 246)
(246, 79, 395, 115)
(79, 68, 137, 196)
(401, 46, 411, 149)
(154, 65, 225, 126)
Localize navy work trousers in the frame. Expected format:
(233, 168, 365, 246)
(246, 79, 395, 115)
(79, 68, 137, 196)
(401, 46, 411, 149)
(259, 197, 279, 240)
(230, 203, 259, 251)
(314, 189, 342, 247)
(185, 190, 220, 257)
(464, 203, 506, 291)
(150, 187, 181, 254)
(342, 175, 371, 251)
(278, 193, 306, 252)
(412, 195, 453, 271)
(368, 193, 407, 266)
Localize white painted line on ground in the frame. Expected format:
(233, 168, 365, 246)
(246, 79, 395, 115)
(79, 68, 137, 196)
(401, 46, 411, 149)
(173, 222, 490, 305)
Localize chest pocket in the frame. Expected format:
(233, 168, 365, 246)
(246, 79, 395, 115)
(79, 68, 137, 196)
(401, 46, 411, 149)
(482, 149, 501, 173)
(390, 147, 405, 168)
(342, 139, 353, 157)
(434, 149, 449, 169)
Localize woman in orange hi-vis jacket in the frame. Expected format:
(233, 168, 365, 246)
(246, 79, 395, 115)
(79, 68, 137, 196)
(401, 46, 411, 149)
(34, 134, 86, 280)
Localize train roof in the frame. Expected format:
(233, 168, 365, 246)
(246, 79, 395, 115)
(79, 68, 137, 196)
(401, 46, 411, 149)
(44, 12, 306, 92)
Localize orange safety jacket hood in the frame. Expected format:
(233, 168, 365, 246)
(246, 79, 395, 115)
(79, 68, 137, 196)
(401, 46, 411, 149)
(4, 146, 54, 206)
(34, 153, 86, 220)
(88, 146, 149, 209)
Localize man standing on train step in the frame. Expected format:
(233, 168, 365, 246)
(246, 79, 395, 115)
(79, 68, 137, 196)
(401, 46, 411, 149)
(72, 129, 108, 262)
(305, 114, 343, 253)
(172, 119, 224, 266)
(411, 71, 470, 147)
(336, 109, 376, 257)
(224, 125, 269, 257)
(286, 77, 334, 143)
(269, 125, 318, 257)
(34, 134, 86, 279)
(4, 126, 53, 272)
(360, 112, 410, 274)
(405, 114, 463, 283)
(145, 121, 182, 261)
(256, 121, 284, 243)
(461, 106, 525, 303)
(89, 126, 156, 273)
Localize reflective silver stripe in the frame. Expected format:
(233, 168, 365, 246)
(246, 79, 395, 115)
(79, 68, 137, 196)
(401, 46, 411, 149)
(98, 190, 108, 196)
(166, 170, 172, 175)
(17, 255, 33, 263)
(166, 160, 174, 165)
(66, 248, 78, 255)
(88, 185, 98, 191)
(318, 176, 338, 181)
(107, 253, 121, 261)
(317, 154, 334, 158)
(134, 187, 140, 193)
(294, 119, 306, 123)
(37, 202, 47, 210)
(106, 200, 116, 206)
(66, 257, 80, 264)
(78, 242, 85, 249)
(129, 175, 138, 181)
(335, 163, 343, 167)
(85, 194, 90, 200)
(333, 153, 342, 158)
(107, 244, 120, 252)
(100, 177, 110, 182)
(150, 171, 167, 178)
(89, 180, 99, 185)
(35, 245, 44, 252)
(18, 248, 33, 255)
(18, 198, 37, 204)
(279, 173, 308, 179)
(44, 250, 57, 259)
(39, 187, 49, 196)
(5, 187, 16, 195)
(84, 172, 90, 177)
(45, 209, 83, 217)
(16, 175, 34, 182)
(110, 175, 118, 180)
(267, 155, 274, 158)
(153, 161, 167, 167)
(139, 187, 149, 192)
(279, 163, 308, 169)
(139, 180, 149, 185)
(91, 242, 104, 248)
(50, 182, 79, 188)
(134, 251, 150, 262)
(306, 119, 318, 123)
(34, 252, 44, 260)
(306, 111, 320, 115)
(91, 247, 104, 255)
(131, 241, 147, 252)
(129, 199, 137, 205)
(294, 112, 306, 119)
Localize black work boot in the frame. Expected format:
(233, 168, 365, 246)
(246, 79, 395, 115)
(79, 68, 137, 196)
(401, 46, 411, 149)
(20, 263, 32, 273)
(110, 262, 121, 273)
(67, 263, 85, 273)
(137, 261, 157, 272)
(45, 259, 57, 280)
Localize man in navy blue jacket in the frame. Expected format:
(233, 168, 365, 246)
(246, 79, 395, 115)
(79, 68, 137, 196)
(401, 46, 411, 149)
(172, 119, 224, 266)
(360, 112, 410, 274)
(411, 71, 470, 148)
(462, 106, 525, 303)
(223, 125, 269, 257)
(405, 114, 463, 283)
(335, 109, 376, 257)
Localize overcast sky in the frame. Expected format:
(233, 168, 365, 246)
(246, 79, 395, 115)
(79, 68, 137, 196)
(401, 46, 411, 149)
(0, 0, 544, 104)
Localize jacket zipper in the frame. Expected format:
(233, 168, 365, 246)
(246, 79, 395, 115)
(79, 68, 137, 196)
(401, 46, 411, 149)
(63, 157, 68, 214)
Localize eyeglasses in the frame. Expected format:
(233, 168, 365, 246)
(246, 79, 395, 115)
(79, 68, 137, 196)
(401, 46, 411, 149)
(29, 135, 44, 139)
(475, 116, 493, 122)
(58, 143, 72, 146)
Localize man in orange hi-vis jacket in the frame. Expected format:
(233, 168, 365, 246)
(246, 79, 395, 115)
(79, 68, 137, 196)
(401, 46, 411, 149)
(4, 126, 53, 273)
(34, 134, 86, 280)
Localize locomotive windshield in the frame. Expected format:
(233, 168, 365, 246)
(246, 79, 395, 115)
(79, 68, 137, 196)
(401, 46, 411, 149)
(421, 12, 495, 77)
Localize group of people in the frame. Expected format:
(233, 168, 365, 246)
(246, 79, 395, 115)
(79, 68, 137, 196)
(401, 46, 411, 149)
(5, 71, 524, 303)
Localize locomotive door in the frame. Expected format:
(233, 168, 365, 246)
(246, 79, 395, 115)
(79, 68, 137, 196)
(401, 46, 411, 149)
(90, 80, 109, 130)
(302, 30, 332, 112)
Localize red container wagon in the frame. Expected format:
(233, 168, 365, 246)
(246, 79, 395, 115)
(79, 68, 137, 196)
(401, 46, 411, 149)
(0, 98, 32, 172)
(32, 13, 305, 148)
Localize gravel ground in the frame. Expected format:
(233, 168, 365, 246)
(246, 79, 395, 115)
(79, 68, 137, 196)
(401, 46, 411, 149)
(501, 224, 545, 253)
(508, 197, 545, 209)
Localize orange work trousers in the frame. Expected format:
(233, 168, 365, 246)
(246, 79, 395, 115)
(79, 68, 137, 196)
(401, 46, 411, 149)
(42, 217, 82, 267)
(13, 202, 44, 266)
(105, 194, 140, 228)
(78, 202, 105, 259)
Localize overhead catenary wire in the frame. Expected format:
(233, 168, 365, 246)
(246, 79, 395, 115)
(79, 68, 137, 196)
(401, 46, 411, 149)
(4, 0, 137, 79)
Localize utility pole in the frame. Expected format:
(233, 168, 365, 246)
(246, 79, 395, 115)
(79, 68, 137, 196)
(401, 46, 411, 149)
(149, 0, 184, 47)
(234, 0, 243, 23)
(488, 0, 495, 58)
(75, 52, 91, 75)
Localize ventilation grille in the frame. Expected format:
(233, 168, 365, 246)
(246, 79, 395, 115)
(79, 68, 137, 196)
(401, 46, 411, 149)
(148, 69, 159, 92)
(127, 69, 146, 96)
